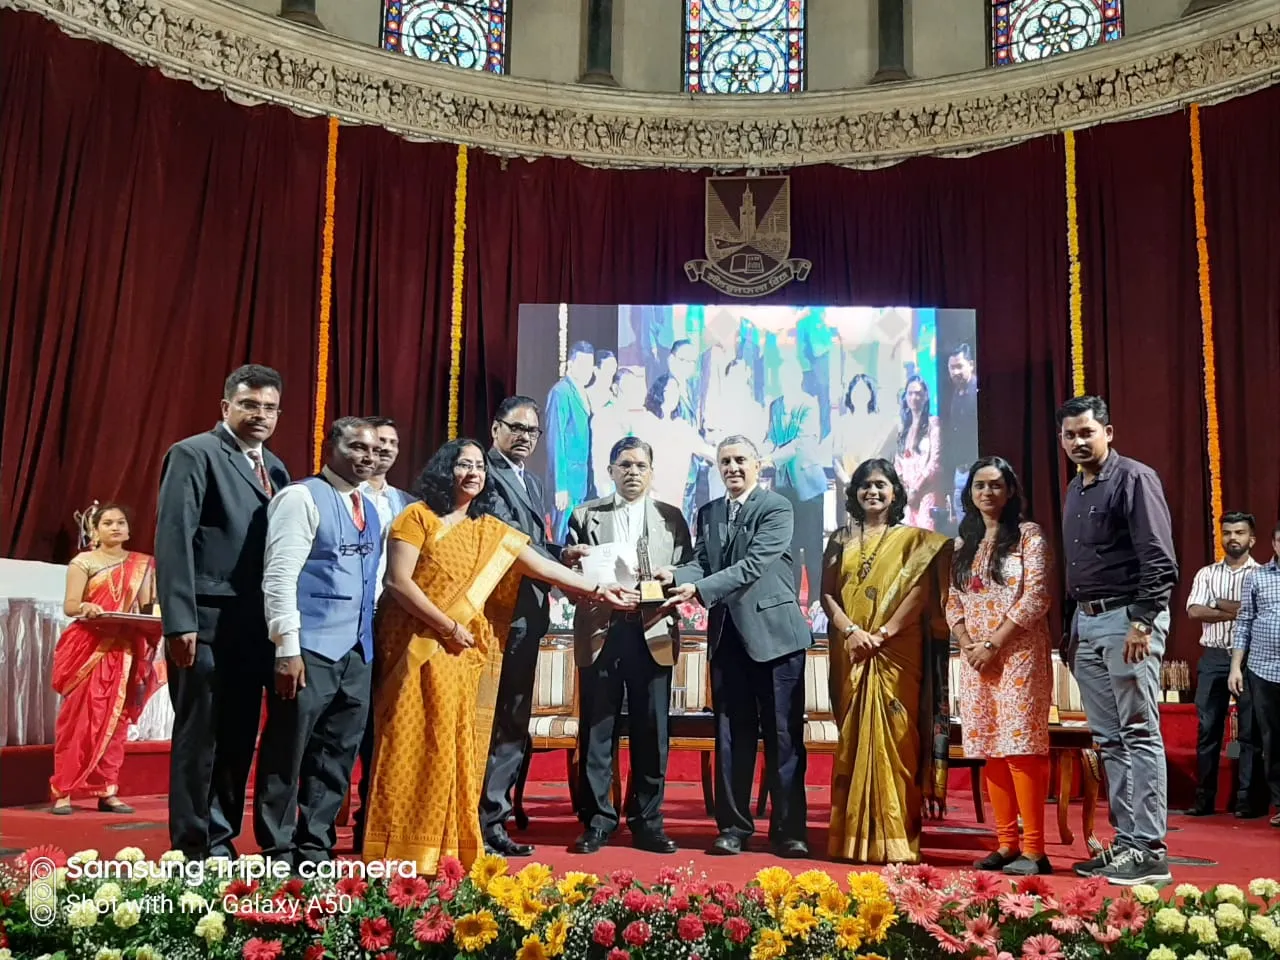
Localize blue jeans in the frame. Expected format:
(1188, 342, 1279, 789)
(1071, 606, 1170, 855)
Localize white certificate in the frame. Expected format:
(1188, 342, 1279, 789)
(580, 541, 640, 587)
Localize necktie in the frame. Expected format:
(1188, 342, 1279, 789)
(350, 491, 366, 532)
(728, 499, 742, 525)
(247, 450, 272, 495)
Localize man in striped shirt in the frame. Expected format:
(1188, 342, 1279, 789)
(1186, 512, 1263, 817)
(1230, 520, 1280, 828)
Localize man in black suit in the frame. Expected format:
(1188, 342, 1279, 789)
(660, 436, 813, 858)
(479, 395, 563, 856)
(156, 364, 290, 858)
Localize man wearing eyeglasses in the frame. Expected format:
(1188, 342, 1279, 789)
(480, 396, 562, 856)
(156, 364, 291, 858)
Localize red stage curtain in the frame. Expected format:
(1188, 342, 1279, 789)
(0, 13, 324, 556)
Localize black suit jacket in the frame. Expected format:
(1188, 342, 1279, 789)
(487, 446, 559, 635)
(674, 486, 812, 663)
(155, 425, 290, 637)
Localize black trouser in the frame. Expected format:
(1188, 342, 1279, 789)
(777, 486, 824, 608)
(351, 697, 375, 851)
(479, 614, 545, 838)
(253, 646, 371, 867)
(1247, 669, 1280, 810)
(1194, 647, 1264, 810)
(576, 618, 672, 835)
(166, 599, 272, 859)
(710, 617, 807, 844)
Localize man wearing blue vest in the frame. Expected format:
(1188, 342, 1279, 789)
(257, 417, 381, 870)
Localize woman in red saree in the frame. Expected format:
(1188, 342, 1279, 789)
(50, 504, 161, 814)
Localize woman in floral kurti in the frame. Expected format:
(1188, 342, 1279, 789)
(946, 456, 1054, 876)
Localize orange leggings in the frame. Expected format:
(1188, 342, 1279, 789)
(984, 755, 1050, 858)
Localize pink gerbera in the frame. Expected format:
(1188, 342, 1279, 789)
(1084, 923, 1123, 947)
(1105, 896, 1146, 934)
(437, 856, 464, 884)
(1022, 934, 1065, 960)
(923, 921, 968, 955)
(1014, 875, 1054, 902)
(966, 871, 1006, 904)
(896, 883, 944, 925)
(15, 846, 68, 870)
(1049, 915, 1084, 935)
(906, 864, 948, 889)
(387, 875, 430, 909)
(412, 907, 452, 945)
(997, 893, 1038, 920)
(963, 914, 1001, 950)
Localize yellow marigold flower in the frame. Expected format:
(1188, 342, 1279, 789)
(847, 871, 890, 903)
(794, 869, 838, 897)
(1147, 948, 1176, 960)
(1153, 907, 1187, 934)
(516, 935, 548, 960)
(750, 928, 789, 960)
(94, 882, 122, 905)
(835, 916, 864, 952)
(544, 914, 569, 956)
(454, 910, 500, 952)
(516, 862, 554, 893)
(781, 903, 819, 941)
(1214, 902, 1246, 931)
(112, 900, 142, 929)
(1214, 884, 1246, 907)
(470, 853, 508, 894)
(193, 911, 226, 944)
(487, 875, 523, 911)
(1224, 946, 1252, 960)
(1131, 884, 1162, 904)
(1248, 878, 1280, 900)
(755, 866, 793, 901)
(1188, 914, 1219, 944)
(1176, 883, 1204, 901)
(857, 897, 897, 943)
(817, 886, 850, 918)
(67, 899, 99, 929)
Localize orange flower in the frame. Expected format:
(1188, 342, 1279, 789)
(312, 115, 339, 473)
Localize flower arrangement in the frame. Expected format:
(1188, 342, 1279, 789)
(3, 847, 1276, 960)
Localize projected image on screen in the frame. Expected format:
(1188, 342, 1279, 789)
(517, 304, 978, 634)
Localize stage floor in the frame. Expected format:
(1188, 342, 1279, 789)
(2, 779, 1275, 890)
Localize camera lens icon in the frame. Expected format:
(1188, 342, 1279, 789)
(28, 856, 58, 927)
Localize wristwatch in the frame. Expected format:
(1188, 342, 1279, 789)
(1130, 621, 1153, 636)
(1208, 597, 1219, 610)
(843, 624, 857, 637)
(982, 640, 995, 651)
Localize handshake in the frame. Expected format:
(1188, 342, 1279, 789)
(559, 545, 701, 611)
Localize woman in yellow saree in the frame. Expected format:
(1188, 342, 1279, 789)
(361, 439, 635, 876)
(821, 458, 952, 863)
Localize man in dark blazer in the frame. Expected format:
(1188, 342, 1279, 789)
(156, 364, 290, 858)
(660, 435, 813, 858)
(479, 395, 562, 856)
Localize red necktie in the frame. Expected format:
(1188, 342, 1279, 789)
(350, 491, 366, 532)
(248, 450, 272, 495)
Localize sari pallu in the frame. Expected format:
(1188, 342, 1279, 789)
(49, 552, 158, 799)
(362, 505, 528, 876)
(827, 526, 951, 864)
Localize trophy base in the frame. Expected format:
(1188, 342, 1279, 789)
(638, 580, 667, 606)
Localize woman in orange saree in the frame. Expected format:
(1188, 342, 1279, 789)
(361, 439, 635, 875)
(821, 459, 952, 863)
(50, 504, 161, 814)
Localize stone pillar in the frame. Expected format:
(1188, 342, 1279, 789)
(580, 0, 618, 86)
(1182, 0, 1233, 15)
(871, 0, 909, 84)
(280, 0, 325, 30)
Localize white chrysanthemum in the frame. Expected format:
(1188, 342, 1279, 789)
(1146, 947, 1176, 960)
(134, 948, 163, 960)
(112, 899, 142, 929)
(1185, 952, 1208, 960)
(93, 950, 123, 960)
(1153, 907, 1187, 934)
(1132, 884, 1162, 904)
(1214, 883, 1246, 906)
(1214, 902, 1246, 931)
(1265, 928, 1280, 951)
(93, 881, 122, 905)
(178, 891, 208, 912)
(0, 948, 11, 960)
(1224, 945, 1252, 960)
(236, 853, 265, 865)
(194, 910, 227, 944)
(67, 898, 99, 928)
(69, 849, 99, 865)
(54, 867, 67, 890)
(1248, 878, 1280, 899)
(113, 846, 146, 863)
(1249, 914, 1276, 937)
(1176, 883, 1203, 901)
(1188, 914, 1219, 944)
(159, 850, 186, 864)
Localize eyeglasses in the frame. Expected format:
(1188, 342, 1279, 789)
(499, 420, 542, 438)
(611, 462, 651, 474)
(233, 400, 280, 417)
(454, 460, 487, 472)
(338, 543, 374, 557)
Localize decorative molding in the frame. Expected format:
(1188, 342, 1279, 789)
(5, 0, 1280, 169)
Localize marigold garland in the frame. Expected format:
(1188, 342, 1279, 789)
(447, 145, 468, 442)
(1064, 129, 1085, 397)
(312, 114, 340, 473)
(1190, 103, 1225, 559)
(557, 302, 569, 377)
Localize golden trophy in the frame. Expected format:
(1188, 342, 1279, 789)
(635, 535, 666, 607)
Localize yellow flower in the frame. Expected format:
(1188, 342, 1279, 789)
(1185, 953, 1208, 960)
(94, 950, 123, 960)
(516, 935, 548, 960)
(54, 867, 68, 890)
(1147, 948, 1176, 960)
(1249, 915, 1277, 937)
(1214, 883, 1246, 906)
(454, 910, 500, 952)
(487, 875, 523, 912)
(1188, 914, 1218, 944)
(817, 886, 850, 918)
(1248, 878, 1280, 900)
(555, 871, 596, 904)
(754, 866, 793, 902)
(847, 871, 890, 903)
(70, 848, 99, 864)
(1153, 907, 1187, 934)
(781, 903, 819, 941)
(544, 914, 569, 956)
(178, 892, 208, 913)
(135, 946, 163, 960)
(1176, 883, 1204, 902)
(113, 846, 146, 863)
(1132, 884, 1162, 904)
(470, 854, 508, 894)
(159, 850, 186, 864)
(1214, 902, 1246, 931)
(857, 897, 897, 943)
(112, 900, 142, 929)
(794, 869, 838, 897)
(94, 882, 122, 905)
(0, 950, 11, 960)
(193, 911, 226, 944)
(516, 862, 554, 893)
(859, 955, 888, 960)
(1224, 946, 1252, 960)
(750, 928, 789, 960)
(1265, 929, 1280, 952)
(67, 899, 99, 928)
(509, 891, 548, 930)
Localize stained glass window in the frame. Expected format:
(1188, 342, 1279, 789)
(381, 1, 509, 74)
(990, 1, 1123, 66)
(684, 0, 806, 95)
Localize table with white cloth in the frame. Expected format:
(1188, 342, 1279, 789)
(0, 558, 173, 746)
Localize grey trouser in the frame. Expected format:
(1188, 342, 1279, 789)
(1071, 606, 1170, 855)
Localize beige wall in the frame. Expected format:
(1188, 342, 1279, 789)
(228, 0, 1191, 90)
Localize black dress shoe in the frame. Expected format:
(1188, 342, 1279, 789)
(1235, 807, 1265, 820)
(771, 839, 810, 859)
(485, 832, 535, 857)
(632, 830, 678, 854)
(572, 828, 609, 854)
(98, 798, 135, 814)
(708, 834, 746, 856)
(974, 849, 1021, 870)
(1187, 801, 1214, 816)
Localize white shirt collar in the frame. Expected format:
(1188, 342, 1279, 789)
(499, 450, 525, 475)
(1217, 555, 1260, 572)
(220, 420, 263, 454)
(614, 493, 647, 511)
(361, 478, 392, 499)
(321, 465, 359, 495)
(728, 485, 757, 506)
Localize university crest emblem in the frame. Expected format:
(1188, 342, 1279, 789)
(684, 176, 811, 298)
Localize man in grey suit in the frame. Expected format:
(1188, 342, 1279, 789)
(660, 436, 813, 857)
(563, 437, 694, 855)
(155, 364, 290, 858)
